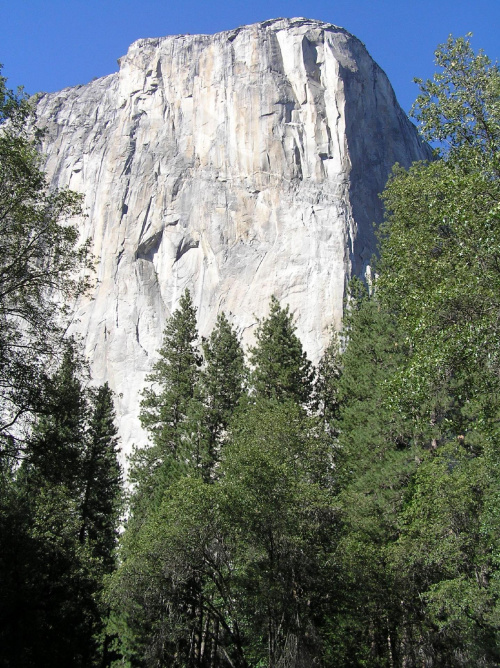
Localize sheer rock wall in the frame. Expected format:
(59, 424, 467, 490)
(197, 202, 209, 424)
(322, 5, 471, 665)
(36, 18, 430, 451)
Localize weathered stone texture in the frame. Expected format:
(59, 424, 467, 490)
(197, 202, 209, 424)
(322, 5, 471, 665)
(35, 18, 431, 451)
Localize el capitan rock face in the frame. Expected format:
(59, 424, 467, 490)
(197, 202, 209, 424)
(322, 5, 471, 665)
(35, 18, 430, 451)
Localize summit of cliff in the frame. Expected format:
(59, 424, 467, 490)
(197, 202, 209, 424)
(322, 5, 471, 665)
(127, 18, 349, 47)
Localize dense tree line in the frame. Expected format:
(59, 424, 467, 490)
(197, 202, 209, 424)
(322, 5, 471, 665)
(2, 33, 500, 667)
(108, 35, 500, 666)
(109, 289, 339, 666)
(326, 35, 500, 665)
(0, 73, 122, 666)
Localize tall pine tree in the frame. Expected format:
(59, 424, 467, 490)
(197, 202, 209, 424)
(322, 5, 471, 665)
(140, 288, 202, 456)
(0, 344, 123, 667)
(26, 342, 88, 491)
(328, 282, 413, 666)
(134, 288, 202, 507)
(314, 330, 342, 435)
(196, 311, 246, 478)
(80, 382, 122, 567)
(248, 296, 314, 407)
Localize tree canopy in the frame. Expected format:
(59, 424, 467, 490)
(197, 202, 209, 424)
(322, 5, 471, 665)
(0, 71, 121, 667)
(0, 70, 91, 448)
(248, 296, 315, 407)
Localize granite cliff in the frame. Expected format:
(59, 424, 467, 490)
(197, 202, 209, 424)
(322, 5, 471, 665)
(35, 18, 431, 450)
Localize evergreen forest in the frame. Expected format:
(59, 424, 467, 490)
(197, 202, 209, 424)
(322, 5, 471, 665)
(1, 35, 500, 667)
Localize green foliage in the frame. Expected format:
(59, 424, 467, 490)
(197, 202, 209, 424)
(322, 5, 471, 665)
(140, 288, 202, 453)
(0, 344, 122, 667)
(389, 440, 500, 665)
(0, 478, 100, 667)
(248, 296, 315, 406)
(321, 37, 500, 665)
(337, 285, 410, 482)
(110, 400, 338, 667)
(0, 70, 91, 445)
(412, 34, 500, 168)
(26, 342, 89, 490)
(326, 288, 412, 666)
(197, 311, 246, 476)
(379, 35, 500, 425)
(314, 330, 342, 435)
(109, 477, 229, 667)
(379, 158, 500, 422)
(0, 69, 120, 667)
(118, 302, 248, 664)
(328, 34, 500, 666)
(81, 382, 122, 569)
(135, 288, 202, 506)
(134, 298, 246, 505)
(219, 399, 338, 667)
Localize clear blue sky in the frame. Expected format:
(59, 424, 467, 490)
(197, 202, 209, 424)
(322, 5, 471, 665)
(1, 0, 499, 114)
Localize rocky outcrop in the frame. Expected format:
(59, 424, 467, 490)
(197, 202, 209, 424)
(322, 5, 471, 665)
(35, 18, 431, 452)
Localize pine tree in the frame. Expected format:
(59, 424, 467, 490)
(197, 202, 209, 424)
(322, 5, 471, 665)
(139, 289, 201, 454)
(197, 311, 245, 477)
(26, 341, 88, 491)
(80, 382, 123, 666)
(132, 288, 202, 520)
(314, 330, 342, 435)
(248, 296, 315, 406)
(113, 311, 245, 664)
(328, 284, 413, 666)
(80, 382, 122, 568)
(0, 343, 110, 667)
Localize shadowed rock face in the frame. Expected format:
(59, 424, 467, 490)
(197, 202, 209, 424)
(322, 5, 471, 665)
(35, 18, 431, 452)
